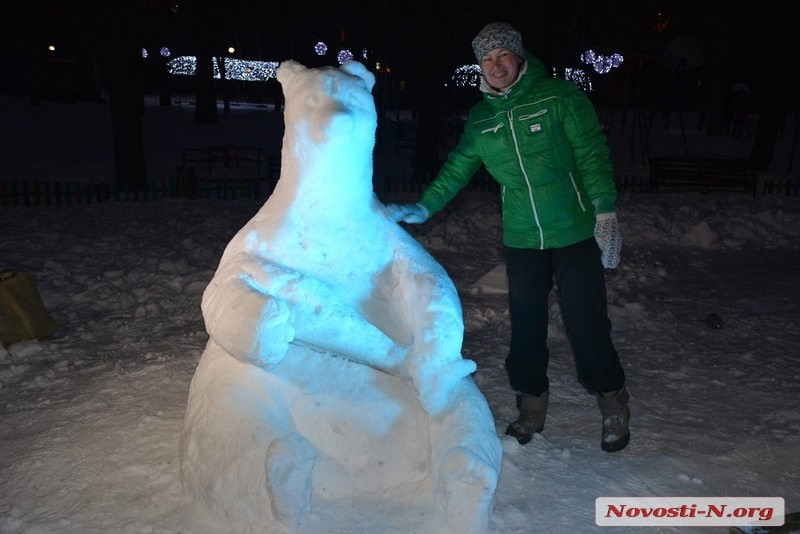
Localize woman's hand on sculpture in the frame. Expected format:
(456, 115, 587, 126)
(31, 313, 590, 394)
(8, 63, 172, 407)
(382, 203, 430, 224)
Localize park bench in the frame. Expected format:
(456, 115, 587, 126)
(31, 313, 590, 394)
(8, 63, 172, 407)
(649, 154, 757, 196)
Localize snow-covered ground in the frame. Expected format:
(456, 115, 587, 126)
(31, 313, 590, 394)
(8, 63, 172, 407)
(1, 93, 799, 534)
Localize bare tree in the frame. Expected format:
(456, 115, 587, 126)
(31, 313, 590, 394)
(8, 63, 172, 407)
(103, 0, 148, 189)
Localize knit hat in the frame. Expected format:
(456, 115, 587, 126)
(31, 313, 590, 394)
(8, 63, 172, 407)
(472, 22, 525, 62)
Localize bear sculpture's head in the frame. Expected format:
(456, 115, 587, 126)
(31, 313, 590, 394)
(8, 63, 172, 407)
(277, 61, 376, 152)
(272, 60, 378, 210)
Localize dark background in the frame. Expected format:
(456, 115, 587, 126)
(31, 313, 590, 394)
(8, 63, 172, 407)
(1, 0, 798, 185)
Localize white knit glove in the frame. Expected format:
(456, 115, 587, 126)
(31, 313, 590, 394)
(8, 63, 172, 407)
(381, 203, 430, 224)
(594, 212, 621, 269)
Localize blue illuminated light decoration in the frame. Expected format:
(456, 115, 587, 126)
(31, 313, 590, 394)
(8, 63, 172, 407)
(337, 50, 354, 64)
(166, 56, 281, 81)
(160, 47, 171, 58)
(315, 42, 327, 55)
(581, 50, 623, 74)
(452, 64, 482, 87)
(142, 48, 149, 58)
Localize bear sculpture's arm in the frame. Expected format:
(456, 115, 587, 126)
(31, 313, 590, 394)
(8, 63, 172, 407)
(389, 248, 478, 415)
(203, 255, 411, 376)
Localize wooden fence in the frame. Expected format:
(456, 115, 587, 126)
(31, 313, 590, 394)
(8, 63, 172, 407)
(0, 174, 277, 207)
(758, 176, 800, 197)
(613, 174, 800, 197)
(2, 173, 797, 208)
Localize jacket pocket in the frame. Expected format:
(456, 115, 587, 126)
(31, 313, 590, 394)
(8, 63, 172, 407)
(515, 107, 562, 155)
(568, 172, 587, 212)
(475, 115, 517, 168)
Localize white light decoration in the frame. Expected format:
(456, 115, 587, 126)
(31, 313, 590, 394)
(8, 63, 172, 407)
(337, 50, 353, 64)
(553, 67, 593, 91)
(160, 47, 171, 58)
(166, 56, 281, 81)
(581, 50, 623, 74)
(315, 42, 327, 55)
(142, 48, 149, 58)
(564, 68, 593, 91)
(48, 45, 55, 51)
(228, 47, 235, 54)
(362, 48, 368, 59)
(452, 64, 482, 87)
(166, 56, 197, 76)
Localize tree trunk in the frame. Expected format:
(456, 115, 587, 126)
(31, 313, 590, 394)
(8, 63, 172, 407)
(412, 6, 446, 182)
(749, 55, 791, 171)
(704, 40, 729, 137)
(194, 50, 218, 124)
(156, 55, 172, 107)
(106, 0, 147, 189)
(216, 56, 231, 114)
(193, 0, 218, 125)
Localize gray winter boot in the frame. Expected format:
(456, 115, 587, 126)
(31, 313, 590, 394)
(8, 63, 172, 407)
(596, 386, 630, 452)
(505, 391, 549, 445)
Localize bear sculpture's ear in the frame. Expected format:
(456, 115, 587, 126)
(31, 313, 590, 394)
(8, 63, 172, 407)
(340, 61, 375, 92)
(276, 60, 307, 88)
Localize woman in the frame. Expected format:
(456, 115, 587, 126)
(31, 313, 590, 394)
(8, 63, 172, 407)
(385, 22, 630, 452)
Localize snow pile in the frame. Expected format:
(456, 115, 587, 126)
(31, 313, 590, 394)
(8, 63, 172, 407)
(1, 92, 798, 534)
(179, 61, 501, 534)
(618, 193, 800, 250)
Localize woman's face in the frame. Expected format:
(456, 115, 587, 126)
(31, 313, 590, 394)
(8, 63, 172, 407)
(480, 48, 522, 91)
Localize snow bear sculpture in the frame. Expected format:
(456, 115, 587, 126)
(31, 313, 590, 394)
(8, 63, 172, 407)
(179, 60, 502, 533)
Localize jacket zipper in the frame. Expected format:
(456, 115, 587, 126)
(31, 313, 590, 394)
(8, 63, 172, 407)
(518, 109, 548, 120)
(481, 123, 504, 134)
(508, 108, 545, 249)
(568, 172, 587, 211)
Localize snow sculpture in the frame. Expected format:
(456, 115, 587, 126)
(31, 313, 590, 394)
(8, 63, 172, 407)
(179, 60, 502, 533)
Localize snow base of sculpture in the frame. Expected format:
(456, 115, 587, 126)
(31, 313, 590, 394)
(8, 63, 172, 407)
(180, 342, 498, 533)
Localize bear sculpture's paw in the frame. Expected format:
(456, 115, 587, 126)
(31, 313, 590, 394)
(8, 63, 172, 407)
(413, 358, 477, 415)
(437, 446, 498, 534)
(248, 296, 295, 369)
(265, 432, 317, 527)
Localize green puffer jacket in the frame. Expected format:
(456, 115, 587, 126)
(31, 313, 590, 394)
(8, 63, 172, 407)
(418, 52, 617, 250)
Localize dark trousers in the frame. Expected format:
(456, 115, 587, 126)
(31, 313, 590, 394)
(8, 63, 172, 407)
(504, 238, 625, 397)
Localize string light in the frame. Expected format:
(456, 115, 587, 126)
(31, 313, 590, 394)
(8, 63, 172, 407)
(556, 67, 593, 91)
(337, 50, 353, 64)
(581, 50, 623, 74)
(160, 47, 171, 58)
(315, 42, 327, 55)
(362, 48, 368, 60)
(452, 64, 482, 87)
(142, 48, 149, 58)
(166, 56, 281, 81)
